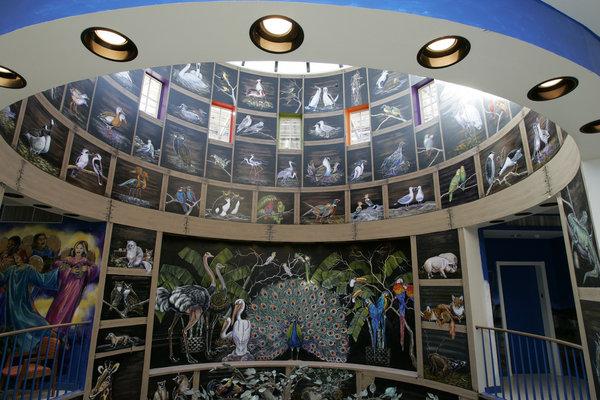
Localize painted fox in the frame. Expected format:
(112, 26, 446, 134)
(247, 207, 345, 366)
(421, 295, 464, 339)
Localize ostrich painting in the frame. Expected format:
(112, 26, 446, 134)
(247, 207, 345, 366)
(156, 251, 217, 363)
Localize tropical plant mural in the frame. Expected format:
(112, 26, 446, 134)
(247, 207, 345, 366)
(151, 237, 416, 372)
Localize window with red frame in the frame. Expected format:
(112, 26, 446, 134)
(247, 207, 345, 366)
(208, 102, 234, 143)
(346, 105, 371, 145)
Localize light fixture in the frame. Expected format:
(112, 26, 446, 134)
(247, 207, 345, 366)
(81, 27, 138, 62)
(250, 15, 303, 54)
(580, 119, 600, 134)
(527, 76, 577, 101)
(417, 36, 470, 69)
(0, 65, 26, 89)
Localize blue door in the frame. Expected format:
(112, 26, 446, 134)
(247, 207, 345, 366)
(500, 265, 548, 374)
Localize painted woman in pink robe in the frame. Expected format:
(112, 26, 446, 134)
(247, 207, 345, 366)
(45, 240, 99, 325)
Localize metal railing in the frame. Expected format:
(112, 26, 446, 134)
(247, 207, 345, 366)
(476, 326, 590, 400)
(0, 321, 92, 400)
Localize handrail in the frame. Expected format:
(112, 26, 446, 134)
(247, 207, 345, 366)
(0, 320, 92, 338)
(475, 325, 583, 350)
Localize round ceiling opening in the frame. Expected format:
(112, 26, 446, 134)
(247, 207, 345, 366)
(81, 27, 138, 62)
(417, 36, 470, 69)
(0, 65, 26, 89)
(580, 119, 600, 134)
(527, 76, 578, 101)
(249, 15, 304, 54)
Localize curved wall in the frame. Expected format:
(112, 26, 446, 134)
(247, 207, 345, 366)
(0, 63, 570, 232)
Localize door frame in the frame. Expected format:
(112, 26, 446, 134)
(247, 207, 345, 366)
(496, 261, 556, 338)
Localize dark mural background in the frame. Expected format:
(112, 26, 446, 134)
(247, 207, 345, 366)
(151, 236, 417, 373)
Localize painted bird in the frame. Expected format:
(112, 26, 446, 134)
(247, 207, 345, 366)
(382, 105, 407, 122)
(352, 201, 363, 219)
(392, 279, 414, 350)
(176, 187, 189, 213)
(423, 134, 434, 156)
(415, 186, 424, 203)
(137, 139, 155, 159)
(99, 107, 127, 135)
(368, 293, 390, 349)
(172, 134, 192, 167)
(177, 104, 204, 124)
(376, 70, 389, 89)
(395, 187, 414, 207)
(363, 194, 375, 208)
(185, 186, 198, 205)
(314, 120, 338, 138)
(237, 115, 252, 133)
(322, 86, 338, 108)
(92, 153, 104, 185)
(247, 278, 349, 363)
(498, 148, 523, 176)
(69, 87, 89, 114)
(24, 119, 54, 155)
(448, 166, 466, 202)
(71, 148, 90, 177)
(380, 142, 406, 177)
(350, 160, 366, 181)
(307, 87, 321, 110)
(484, 152, 496, 186)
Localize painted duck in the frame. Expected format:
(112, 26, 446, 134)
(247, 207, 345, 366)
(99, 107, 127, 135)
(69, 87, 89, 114)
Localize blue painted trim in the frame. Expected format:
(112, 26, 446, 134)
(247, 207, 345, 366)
(1, 1, 600, 76)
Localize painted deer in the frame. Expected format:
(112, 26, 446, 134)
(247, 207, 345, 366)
(89, 361, 120, 400)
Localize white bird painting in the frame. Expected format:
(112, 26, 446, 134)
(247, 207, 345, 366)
(307, 87, 321, 110)
(322, 87, 338, 108)
(423, 134, 434, 155)
(396, 187, 414, 207)
(175, 63, 209, 93)
(484, 152, 496, 186)
(376, 70, 389, 89)
(415, 186, 424, 203)
(350, 160, 366, 182)
(454, 99, 483, 133)
(92, 153, 105, 185)
(71, 149, 90, 178)
(237, 115, 252, 133)
(312, 120, 340, 138)
(498, 148, 523, 176)
(217, 198, 231, 217)
(532, 118, 551, 161)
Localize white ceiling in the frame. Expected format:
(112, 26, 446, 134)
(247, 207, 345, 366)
(543, 0, 600, 37)
(0, 2, 599, 161)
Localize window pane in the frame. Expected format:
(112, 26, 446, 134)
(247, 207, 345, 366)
(278, 117, 301, 150)
(209, 105, 232, 142)
(139, 73, 163, 118)
(349, 109, 371, 145)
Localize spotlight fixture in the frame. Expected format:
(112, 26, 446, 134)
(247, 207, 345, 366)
(249, 15, 303, 54)
(527, 76, 578, 101)
(81, 27, 138, 62)
(417, 35, 470, 69)
(0, 66, 26, 89)
(580, 119, 600, 134)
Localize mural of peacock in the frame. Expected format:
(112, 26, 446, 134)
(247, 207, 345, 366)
(246, 278, 349, 363)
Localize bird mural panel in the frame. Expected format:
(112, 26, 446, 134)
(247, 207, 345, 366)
(239, 72, 277, 112)
(233, 141, 275, 186)
(212, 64, 238, 106)
(42, 85, 65, 109)
(351, 188, 384, 222)
(367, 69, 409, 102)
(304, 114, 345, 141)
(66, 136, 110, 194)
(167, 89, 210, 127)
(165, 177, 202, 217)
(304, 75, 343, 113)
(480, 126, 528, 195)
(439, 159, 478, 209)
(112, 160, 162, 209)
(525, 112, 559, 169)
(0, 101, 20, 141)
(235, 112, 277, 141)
(161, 121, 207, 175)
(279, 78, 303, 114)
(62, 79, 95, 129)
(171, 63, 213, 97)
(301, 193, 345, 224)
(303, 144, 346, 187)
(344, 68, 368, 107)
(256, 193, 294, 224)
(371, 95, 411, 132)
(204, 187, 251, 222)
(133, 117, 162, 164)
(373, 127, 416, 180)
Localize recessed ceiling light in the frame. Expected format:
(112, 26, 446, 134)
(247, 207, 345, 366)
(0, 65, 26, 89)
(580, 119, 600, 134)
(81, 27, 138, 62)
(250, 15, 303, 54)
(3, 192, 24, 199)
(417, 36, 470, 69)
(527, 76, 577, 101)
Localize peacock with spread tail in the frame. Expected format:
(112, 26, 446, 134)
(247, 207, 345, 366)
(246, 278, 349, 363)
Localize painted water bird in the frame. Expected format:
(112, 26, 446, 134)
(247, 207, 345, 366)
(350, 160, 366, 181)
(92, 153, 104, 185)
(499, 148, 523, 176)
(230, 194, 242, 215)
(314, 120, 338, 138)
(113, 71, 133, 90)
(244, 121, 264, 135)
(277, 161, 297, 184)
(247, 278, 349, 363)
(246, 79, 265, 98)
(352, 201, 363, 219)
(532, 118, 551, 159)
(177, 104, 204, 124)
(99, 107, 127, 135)
(69, 87, 89, 114)
(307, 87, 321, 110)
(380, 142, 406, 177)
(71, 149, 90, 178)
(363, 194, 375, 208)
(24, 119, 54, 155)
(176, 63, 209, 92)
(155, 252, 217, 363)
(216, 197, 231, 217)
(395, 187, 414, 207)
(321, 157, 333, 177)
(376, 70, 389, 89)
(237, 115, 252, 133)
(454, 99, 482, 133)
(415, 186, 424, 203)
(322, 87, 338, 108)
(484, 152, 496, 186)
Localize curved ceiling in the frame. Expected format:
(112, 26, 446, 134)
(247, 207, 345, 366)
(1, 2, 600, 161)
(1, 0, 599, 75)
